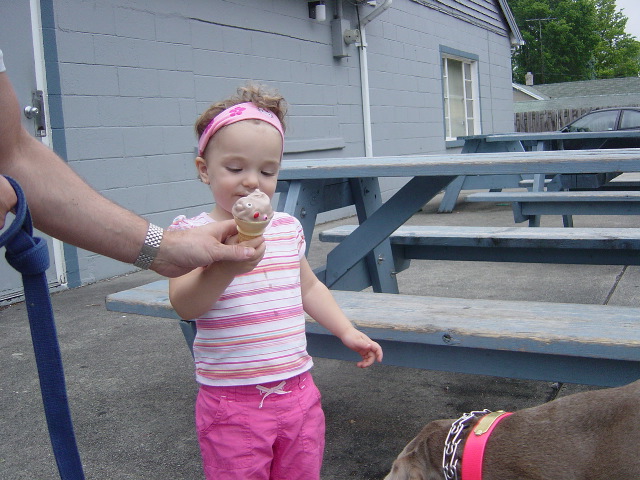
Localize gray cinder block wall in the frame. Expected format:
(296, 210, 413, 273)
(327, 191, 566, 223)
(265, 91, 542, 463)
(41, 0, 516, 286)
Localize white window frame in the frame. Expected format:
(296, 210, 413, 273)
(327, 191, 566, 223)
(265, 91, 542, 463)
(441, 51, 481, 142)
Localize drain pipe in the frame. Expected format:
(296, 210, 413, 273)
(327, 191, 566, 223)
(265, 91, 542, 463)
(357, 0, 393, 157)
(358, 27, 373, 158)
(359, 0, 393, 28)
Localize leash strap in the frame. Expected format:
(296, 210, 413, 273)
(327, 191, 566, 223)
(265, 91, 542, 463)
(461, 411, 513, 480)
(1, 176, 85, 480)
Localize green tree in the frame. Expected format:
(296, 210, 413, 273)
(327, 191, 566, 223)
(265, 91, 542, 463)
(508, 0, 640, 84)
(593, 0, 640, 78)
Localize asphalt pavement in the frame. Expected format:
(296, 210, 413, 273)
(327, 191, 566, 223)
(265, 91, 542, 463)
(1, 192, 639, 480)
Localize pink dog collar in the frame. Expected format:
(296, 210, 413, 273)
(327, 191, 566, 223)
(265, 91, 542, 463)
(461, 410, 513, 480)
(197, 101, 284, 156)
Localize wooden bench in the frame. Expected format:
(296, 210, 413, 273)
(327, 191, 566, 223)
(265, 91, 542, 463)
(599, 173, 640, 190)
(318, 225, 640, 267)
(465, 191, 640, 227)
(519, 173, 640, 191)
(105, 280, 640, 388)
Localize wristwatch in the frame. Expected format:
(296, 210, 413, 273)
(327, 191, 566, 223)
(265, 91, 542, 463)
(133, 223, 163, 269)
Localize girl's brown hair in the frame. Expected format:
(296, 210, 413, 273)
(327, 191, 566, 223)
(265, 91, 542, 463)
(195, 83, 288, 139)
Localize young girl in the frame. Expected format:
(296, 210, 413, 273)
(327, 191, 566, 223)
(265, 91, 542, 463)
(168, 84, 383, 480)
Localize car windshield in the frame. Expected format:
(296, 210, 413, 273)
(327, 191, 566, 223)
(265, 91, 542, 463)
(565, 110, 618, 132)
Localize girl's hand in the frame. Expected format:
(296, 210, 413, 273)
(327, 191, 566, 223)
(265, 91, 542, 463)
(340, 328, 383, 368)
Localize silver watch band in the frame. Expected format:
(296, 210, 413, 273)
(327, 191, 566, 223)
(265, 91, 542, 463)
(133, 223, 163, 269)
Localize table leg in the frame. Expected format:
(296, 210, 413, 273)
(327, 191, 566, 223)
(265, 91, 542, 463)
(439, 175, 466, 213)
(325, 175, 455, 292)
(350, 178, 398, 293)
(529, 140, 547, 226)
(439, 138, 526, 213)
(277, 179, 325, 255)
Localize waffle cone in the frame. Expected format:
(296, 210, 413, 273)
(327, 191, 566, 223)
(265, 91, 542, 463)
(234, 218, 269, 242)
(237, 231, 263, 242)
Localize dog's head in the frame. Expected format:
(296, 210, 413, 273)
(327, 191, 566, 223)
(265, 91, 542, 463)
(384, 419, 454, 480)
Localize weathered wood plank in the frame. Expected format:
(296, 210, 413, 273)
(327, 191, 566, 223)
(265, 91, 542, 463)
(467, 191, 640, 202)
(466, 191, 640, 224)
(319, 225, 640, 264)
(105, 281, 640, 358)
(278, 149, 640, 180)
(474, 130, 640, 142)
(324, 291, 639, 353)
(105, 280, 179, 320)
(320, 225, 640, 247)
(105, 281, 640, 386)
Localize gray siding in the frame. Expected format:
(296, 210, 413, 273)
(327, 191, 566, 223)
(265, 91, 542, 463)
(410, 0, 511, 35)
(44, 0, 515, 285)
(365, 0, 514, 157)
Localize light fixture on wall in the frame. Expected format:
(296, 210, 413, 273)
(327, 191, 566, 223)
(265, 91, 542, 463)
(308, 1, 327, 22)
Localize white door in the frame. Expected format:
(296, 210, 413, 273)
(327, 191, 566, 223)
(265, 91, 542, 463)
(0, 1, 66, 302)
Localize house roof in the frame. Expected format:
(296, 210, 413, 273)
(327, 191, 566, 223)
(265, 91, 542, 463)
(497, 0, 524, 46)
(513, 77, 640, 113)
(512, 83, 548, 100)
(533, 77, 640, 98)
(514, 94, 640, 113)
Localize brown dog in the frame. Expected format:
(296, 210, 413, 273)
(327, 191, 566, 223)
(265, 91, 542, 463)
(384, 380, 640, 480)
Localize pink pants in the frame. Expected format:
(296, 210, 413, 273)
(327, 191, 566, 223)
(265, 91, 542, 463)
(195, 371, 325, 480)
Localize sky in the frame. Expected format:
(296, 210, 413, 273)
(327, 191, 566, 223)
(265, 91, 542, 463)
(616, 0, 640, 39)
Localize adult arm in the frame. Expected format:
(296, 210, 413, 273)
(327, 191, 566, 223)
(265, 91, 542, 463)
(169, 236, 264, 319)
(0, 57, 257, 277)
(0, 175, 17, 229)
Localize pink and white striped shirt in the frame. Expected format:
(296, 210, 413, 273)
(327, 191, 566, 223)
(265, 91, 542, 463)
(168, 211, 313, 386)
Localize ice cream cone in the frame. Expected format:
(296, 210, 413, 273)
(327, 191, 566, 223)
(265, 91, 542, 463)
(232, 189, 274, 242)
(234, 217, 270, 242)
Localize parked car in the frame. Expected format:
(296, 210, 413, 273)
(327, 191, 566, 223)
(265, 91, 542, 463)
(558, 107, 640, 149)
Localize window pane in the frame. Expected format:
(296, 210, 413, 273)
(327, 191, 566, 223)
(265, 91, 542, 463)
(465, 79, 473, 99)
(447, 60, 465, 137)
(451, 104, 466, 137)
(448, 61, 464, 97)
(620, 110, 640, 129)
(464, 62, 471, 80)
(567, 110, 618, 132)
(444, 99, 450, 138)
(466, 99, 473, 113)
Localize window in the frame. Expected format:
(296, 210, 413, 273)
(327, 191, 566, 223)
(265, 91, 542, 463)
(620, 109, 640, 130)
(442, 54, 480, 141)
(565, 110, 618, 132)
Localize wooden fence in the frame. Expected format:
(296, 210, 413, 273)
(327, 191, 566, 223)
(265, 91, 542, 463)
(514, 108, 592, 132)
(515, 105, 640, 132)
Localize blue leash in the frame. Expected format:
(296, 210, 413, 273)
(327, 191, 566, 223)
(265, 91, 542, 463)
(1, 176, 85, 479)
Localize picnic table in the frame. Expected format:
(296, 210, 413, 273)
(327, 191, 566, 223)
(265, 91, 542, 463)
(461, 130, 640, 153)
(438, 131, 640, 212)
(466, 190, 640, 227)
(276, 148, 640, 293)
(107, 148, 640, 387)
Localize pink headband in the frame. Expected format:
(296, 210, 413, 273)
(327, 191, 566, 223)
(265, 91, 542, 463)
(198, 101, 284, 156)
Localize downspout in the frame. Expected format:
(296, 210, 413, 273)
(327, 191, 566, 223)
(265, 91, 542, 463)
(357, 0, 392, 157)
(358, 28, 373, 157)
(359, 0, 393, 27)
